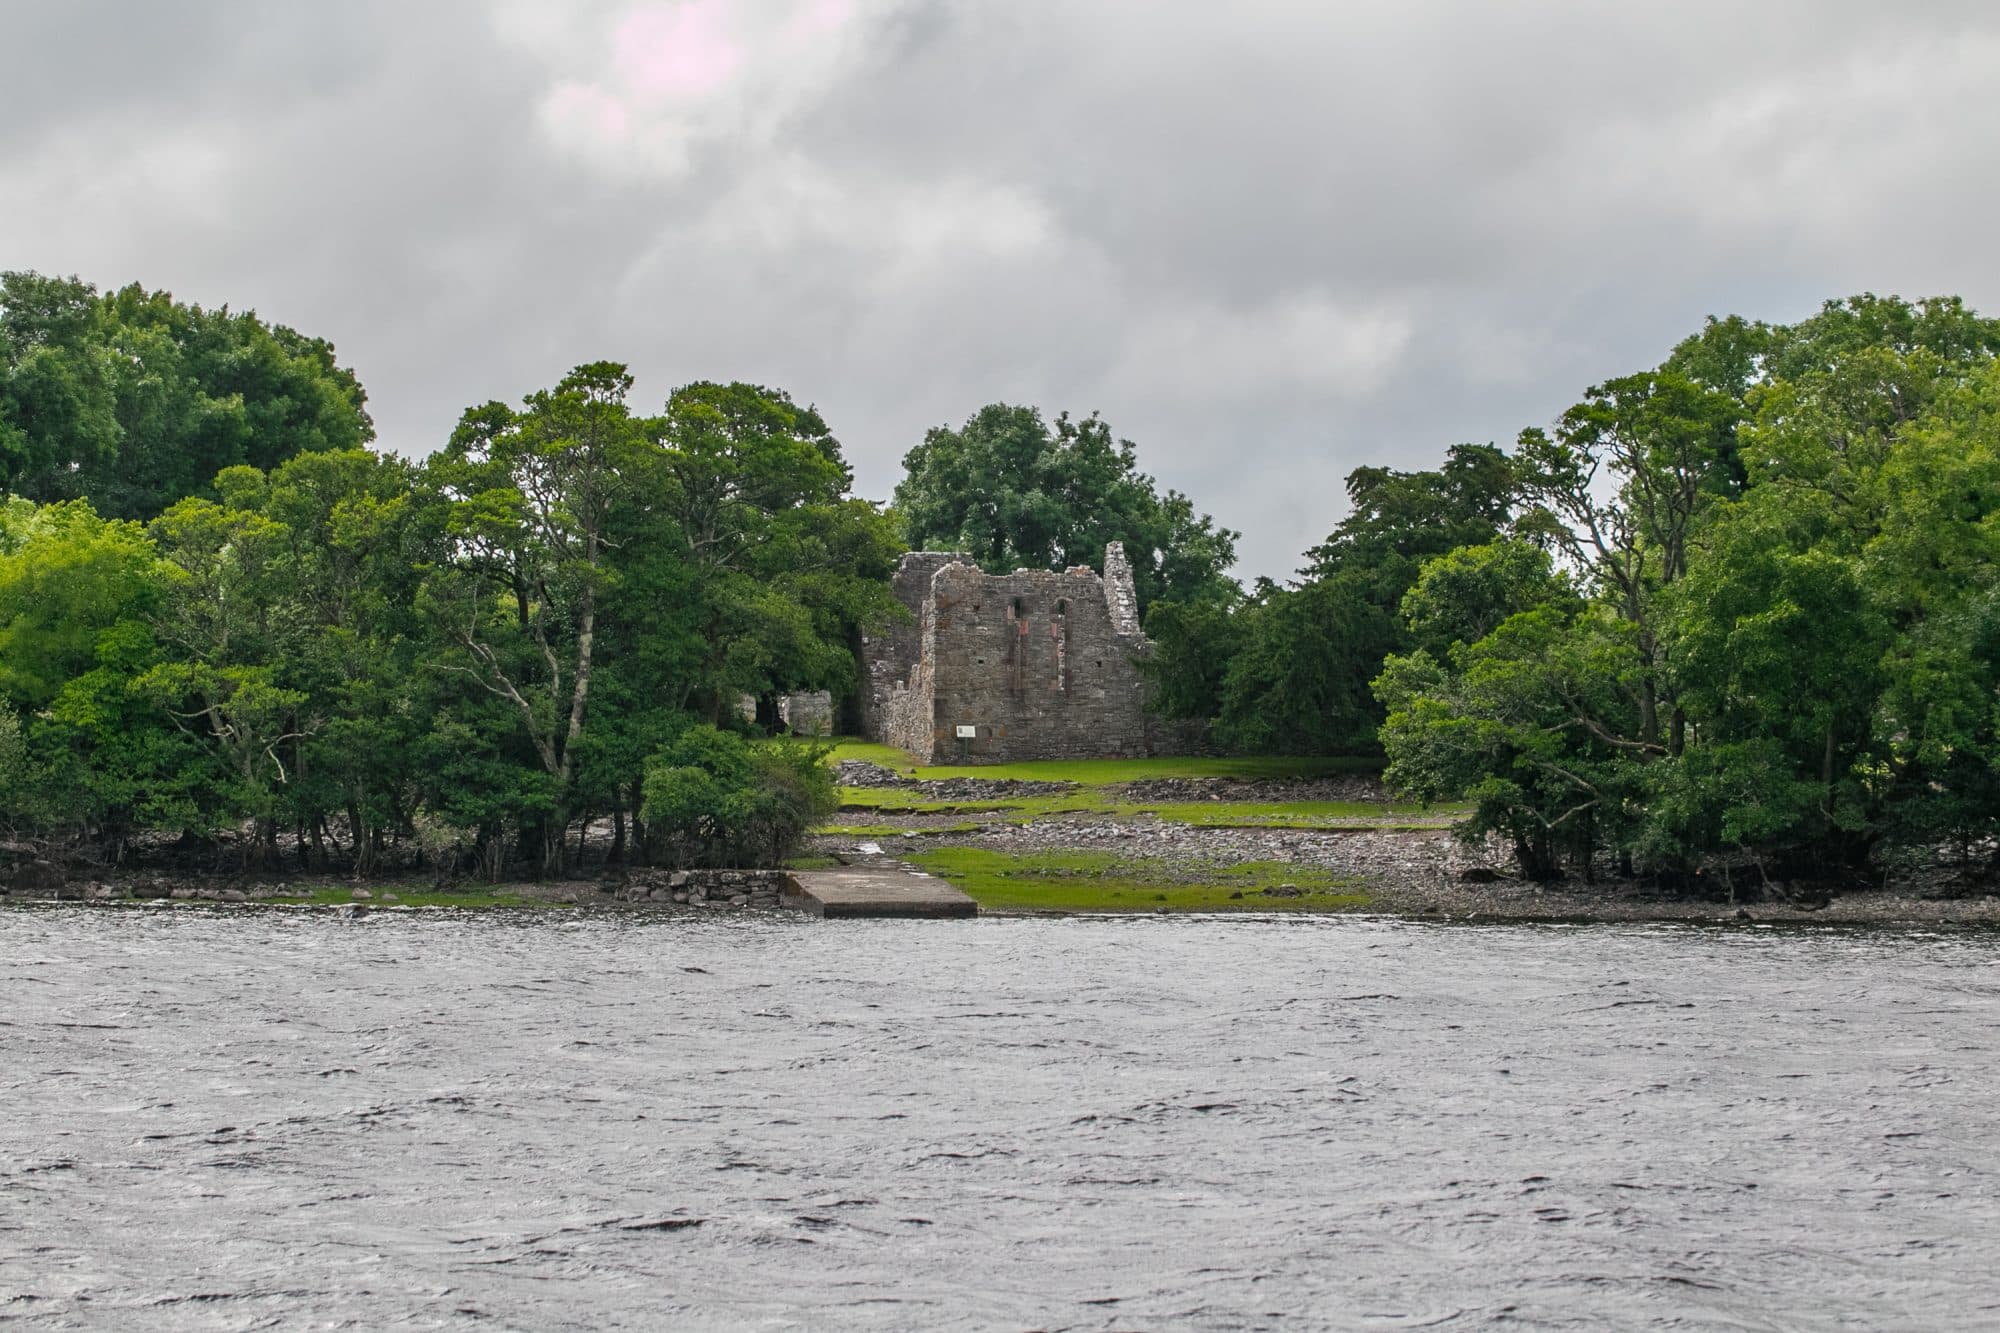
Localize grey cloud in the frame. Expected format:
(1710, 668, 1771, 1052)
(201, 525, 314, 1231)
(5, 1, 2000, 579)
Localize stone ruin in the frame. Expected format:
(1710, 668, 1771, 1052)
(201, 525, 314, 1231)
(857, 542, 1187, 764)
(736, 689, 834, 737)
(777, 690, 834, 737)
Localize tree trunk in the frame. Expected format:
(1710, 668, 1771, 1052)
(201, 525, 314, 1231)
(349, 801, 376, 876)
(538, 812, 566, 878)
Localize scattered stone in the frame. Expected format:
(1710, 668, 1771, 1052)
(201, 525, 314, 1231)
(351, 887, 373, 901)
(1119, 776, 1385, 804)
(381, 892, 400, 904)
(833, 760, 906, 788)
(219, 889, 247, 903)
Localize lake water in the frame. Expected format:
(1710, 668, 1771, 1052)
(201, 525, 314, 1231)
(3, 908, 1997, 1330)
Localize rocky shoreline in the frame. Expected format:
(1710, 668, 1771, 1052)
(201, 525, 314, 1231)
(813, 769, 2000, 926)
(7, 853, 1998, 924)
(810, 826, 2000, 924)
(10, 763, 2000, 924)
(0, 867, 796, 913)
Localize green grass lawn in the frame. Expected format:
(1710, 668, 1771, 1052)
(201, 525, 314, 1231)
(836, 788, 1116, 818)
(833, 785, 1455, 829)
(904, 846, 1372, 913)
(817, 738, 1458, 838)
(825, 738, 1380, 784)
(817, 821, 987, 837)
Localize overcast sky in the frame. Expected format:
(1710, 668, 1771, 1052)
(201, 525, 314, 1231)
(6, 1, 1998, 578)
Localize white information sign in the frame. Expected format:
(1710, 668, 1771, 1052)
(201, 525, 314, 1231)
(955, 725, 978, 739)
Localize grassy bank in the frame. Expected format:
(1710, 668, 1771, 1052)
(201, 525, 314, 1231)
(827, 739, 1381, 785)
(904, 847, 1371, 913)
(836, 786, 1446, 828)
(825, 740, 1455, 832)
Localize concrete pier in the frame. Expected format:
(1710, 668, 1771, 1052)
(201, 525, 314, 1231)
(783, 868, 978, 919)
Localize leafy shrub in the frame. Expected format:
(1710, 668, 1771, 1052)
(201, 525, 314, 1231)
(641, 726, 836, 869)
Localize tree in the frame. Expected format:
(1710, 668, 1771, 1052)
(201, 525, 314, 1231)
(425, 363, 643, 874)
(1401, 539, 1576, 658)
(1, 273, 373, 518)
(0, 498, 180, 851)
(894, 403, 1238, 612)
(1512, 371, 1742, 758)
(1167, 444, 1518, 752)
(1379, 293, 2000, 887)
(641, 725, 836, 869)
(0, 273, 120, 496)
(1209, 576, 1397, 754)
(1304, 443, 1518, 599)
(647, 381, 903, 722)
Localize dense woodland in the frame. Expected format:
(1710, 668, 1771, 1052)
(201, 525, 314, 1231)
(4, 269, 1999, 888)
(0, 274, 896, 876)
(1144, 293, 2000, 889)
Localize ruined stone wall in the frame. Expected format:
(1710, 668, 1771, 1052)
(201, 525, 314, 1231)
(911, 545, 1163, 763)
(777, 690, 834, 737)
(859, 551, 966, 743)
(880, 589, 937, 758)
(863, 542, 1187, 764)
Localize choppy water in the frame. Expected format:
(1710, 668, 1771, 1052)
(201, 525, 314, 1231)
(2, 909, 1997, 1331)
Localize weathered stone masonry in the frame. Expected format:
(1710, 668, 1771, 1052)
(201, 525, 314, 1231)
(858, 542, 1181, 763)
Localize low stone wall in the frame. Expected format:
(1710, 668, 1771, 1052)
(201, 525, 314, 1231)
(619, 869, 789, 908)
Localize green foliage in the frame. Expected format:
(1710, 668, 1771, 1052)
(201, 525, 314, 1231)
(1212, 575, 1398, 754)
(642, 727, 837, 868)
(0, 274, 121, 496)
(1402, 540, 1575, 657)
(1136, 595, 1243, 722)
(1379, 293, 2000, 886)
(893, 402, 1238, 612)
(0, 498, 162, 706)
(0, 313, 906, 879)
(1, 272, 371, 517)
(1147, 443, 1519, 751)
